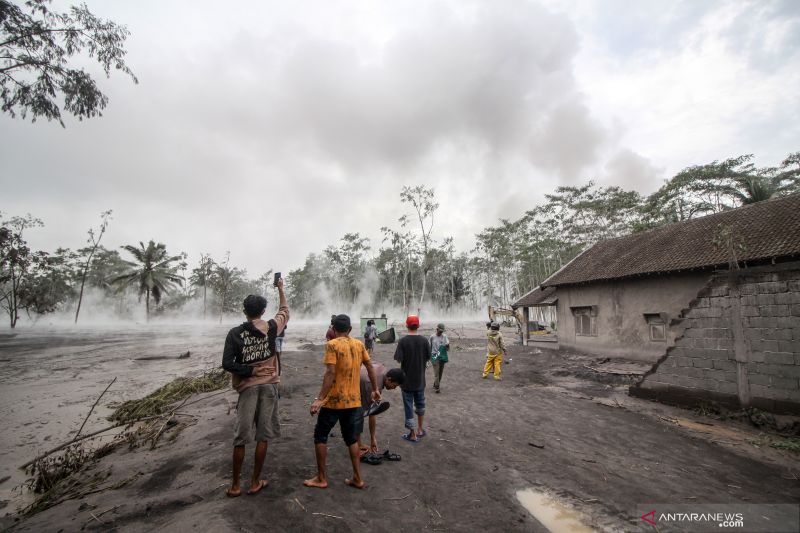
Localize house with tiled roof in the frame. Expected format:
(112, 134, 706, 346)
(515, 193, 800, 413)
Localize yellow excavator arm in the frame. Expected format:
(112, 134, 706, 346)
(488, 306, 523, 332)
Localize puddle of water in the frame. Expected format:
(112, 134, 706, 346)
(516, 489, 596, 533)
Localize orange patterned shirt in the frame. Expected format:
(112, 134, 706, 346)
(323, 336, 370, 409)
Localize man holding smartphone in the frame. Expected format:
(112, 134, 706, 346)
(273, 273, 286, 356)
(221, 276, 289, 497)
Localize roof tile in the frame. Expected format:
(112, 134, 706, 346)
(513, 286, 557, 307)
(543, 193, 800, 286)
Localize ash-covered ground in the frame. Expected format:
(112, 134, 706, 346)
(2, 321, 798, 532)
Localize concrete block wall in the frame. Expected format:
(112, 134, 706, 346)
(630, 261, 800, 414)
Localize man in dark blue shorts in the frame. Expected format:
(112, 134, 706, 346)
(304, 314, 380, 489)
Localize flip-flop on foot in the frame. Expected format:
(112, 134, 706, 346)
(401, 433, 419, 443)
(247, 479, 268, 495)
(417, 430, 427, 438)
(226, 487, 241, 498)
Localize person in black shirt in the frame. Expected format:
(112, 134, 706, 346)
(393, 315, 430, 442)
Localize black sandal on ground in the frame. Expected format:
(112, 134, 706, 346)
(382, 450, 401, 461)
(360, 453, 383, 465)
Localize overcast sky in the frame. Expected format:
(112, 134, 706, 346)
(2, 0, 798, 276)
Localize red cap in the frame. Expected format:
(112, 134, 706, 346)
(405, 315, 420, 328)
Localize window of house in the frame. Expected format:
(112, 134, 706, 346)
(644, 313, 666, 342)
(572, 306, 597, 336)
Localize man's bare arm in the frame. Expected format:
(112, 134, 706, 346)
(273, 278, 289, 332)
(277, 278, 287, 308)
(364, 359, 381, 402)
(310, 364, 336, 414)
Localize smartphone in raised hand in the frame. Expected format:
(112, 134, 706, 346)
(273, 272, 281, 287)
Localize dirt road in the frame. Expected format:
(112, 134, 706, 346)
(4, 326, 799, 532)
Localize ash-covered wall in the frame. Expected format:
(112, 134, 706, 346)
(630, 261, 800, 414)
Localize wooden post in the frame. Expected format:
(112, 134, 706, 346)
(522, 307, 529, 346)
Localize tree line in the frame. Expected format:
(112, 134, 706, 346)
(2, 151, 797, 327)
(286, 152, 799, 316)
(0, 211, 273, 327)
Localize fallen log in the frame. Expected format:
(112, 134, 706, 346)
(134, 351, 190, 361)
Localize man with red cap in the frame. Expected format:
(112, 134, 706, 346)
(393, 315, 431, 442)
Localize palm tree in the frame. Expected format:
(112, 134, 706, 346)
(703, 153, 800, 206)
(113, 240, 183, 321)
(189, 254, 215, 319)
(729, 175, 780, 204)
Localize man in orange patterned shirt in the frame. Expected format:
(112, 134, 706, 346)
(304, 314, 380, 489)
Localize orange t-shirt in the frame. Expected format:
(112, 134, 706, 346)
(323, 336, 369, 409)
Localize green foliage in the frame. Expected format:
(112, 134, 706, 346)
(693, 400, 721, 417)
(769, 438, 800, 453)
(0, 213, 48, 327)
(109, 368, 228, 423)
(1, 0, 138, 126)
(285, 234, 371, 315)
(643, 153, 800, 227)
(24, 370, 227, 517)
(473, 218, 522, 306)
(324, 232, 371, 304)
(18, 246, 77, 315)
(470, 181, 642, 307)
(5, 150, 796, 322)
(208, 253, 247, 320)
(113, 240, 184, 320)
(712, 224, 747, 270)
(543, 182, 644, 244)
(284, 151, 796, 313)
(1, 213, 124, 324)
(81, 246, 129, 293)
(378, 224, 418, 312)
(425, 237, 470, 310)
(189, 253, 215, 318)
(286, 252, 329, 315)
(200, 252, 271, 320)
(400, 185, 439, 306)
